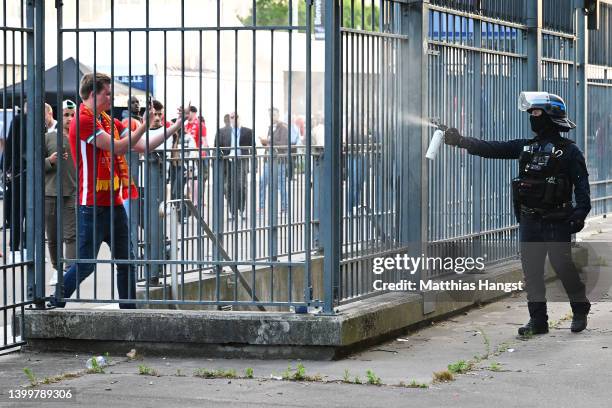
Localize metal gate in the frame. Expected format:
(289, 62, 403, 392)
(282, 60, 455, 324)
(49, 0, 316, 311)
(324, 0, 612, 309)
(1, 0, 46, 352)
(337, 1, 409, 304)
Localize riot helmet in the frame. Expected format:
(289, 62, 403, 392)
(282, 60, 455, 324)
(518, 92, 576, 132)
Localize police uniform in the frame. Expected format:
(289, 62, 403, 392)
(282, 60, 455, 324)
(444, 92, 591, 335)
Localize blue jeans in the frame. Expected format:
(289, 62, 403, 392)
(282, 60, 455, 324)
(123, 198, 140, 261)
(53, 205, 137, 309)
(259, 159, 287, 211)
(123, 159, 165, 279)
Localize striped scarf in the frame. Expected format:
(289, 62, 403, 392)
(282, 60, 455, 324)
(81, 104, 139, 200)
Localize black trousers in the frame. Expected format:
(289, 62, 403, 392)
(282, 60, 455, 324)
(4, 175, 25, 251)
(519, 213, 590, 320)
(224, 159, 248, 216)
(169, 163, 187, 218)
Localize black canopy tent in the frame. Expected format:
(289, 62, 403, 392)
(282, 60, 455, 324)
(0, 57, 146, 116)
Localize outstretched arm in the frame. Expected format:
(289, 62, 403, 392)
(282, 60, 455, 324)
(132, 119, 184, 153)
(94, 122, 147, 155)
(444, 127, 529, 160)
(131, 105, 187, 153)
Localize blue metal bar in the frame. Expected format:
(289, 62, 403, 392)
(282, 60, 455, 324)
(322, 0, 342, 313)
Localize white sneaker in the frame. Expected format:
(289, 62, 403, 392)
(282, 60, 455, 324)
(48, 269, 58, 286)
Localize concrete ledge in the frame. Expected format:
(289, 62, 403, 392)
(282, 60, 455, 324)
(23, 247, 588, 360)
(136, 256, 325, 312)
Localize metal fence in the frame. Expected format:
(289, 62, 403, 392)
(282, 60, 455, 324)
(427, 6, 525, 271)
(330, 0, 612, 304)
(0, 0, 43, 352)
(49, 0, 318, 311)
(586, 2, 612, 216)
(430, 0, 525, 23)
(1, 1, 612, 346)
(126, 147, 320, 274)
(336, 1, 407, 303)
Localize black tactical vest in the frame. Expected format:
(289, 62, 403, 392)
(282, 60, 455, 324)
(512, 139, 573, 212)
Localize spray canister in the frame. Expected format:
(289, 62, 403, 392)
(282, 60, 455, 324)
(426, 123, 448, 160)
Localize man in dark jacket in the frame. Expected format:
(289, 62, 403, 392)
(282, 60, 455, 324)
(217, 112, 254, 221)
(3, 105, 27, 252)
(444, 92, 591, 335)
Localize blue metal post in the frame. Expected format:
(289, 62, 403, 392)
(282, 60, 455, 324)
(25, 0, 45, 305)
(25, 0, 35, 304)
(575, 0, 588, 153)
(33, 0, 45, 305)
(526, 0, 543, 91)
(473, 17, 483, 257)
(312, 151, 322, 253)
(322, 0, 341, 314)
(400, 1, 428, 246)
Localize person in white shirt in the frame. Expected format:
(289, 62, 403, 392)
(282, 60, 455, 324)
(311, 113, 325, 147)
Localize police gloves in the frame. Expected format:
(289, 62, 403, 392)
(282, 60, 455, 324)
(568, 216, 585, 234)
(444, 128, 462, 146)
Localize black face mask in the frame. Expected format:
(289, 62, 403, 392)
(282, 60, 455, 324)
(530, 114, 556, 135)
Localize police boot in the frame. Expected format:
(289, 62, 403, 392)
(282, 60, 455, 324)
(570, 301, 590, 333)
(518, 302, 549, 335)
(570, 314, 588, 333)
(518, 318, 549, 335)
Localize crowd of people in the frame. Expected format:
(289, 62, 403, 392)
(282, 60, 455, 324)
(2, 72, 315, 307)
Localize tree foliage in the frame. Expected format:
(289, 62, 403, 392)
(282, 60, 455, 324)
(239, 0, 289, 27)
(238, 0, 379, 30)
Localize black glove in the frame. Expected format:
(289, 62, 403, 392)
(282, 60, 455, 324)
(568, 215, 585, 234)
(444, 128, 462, 146)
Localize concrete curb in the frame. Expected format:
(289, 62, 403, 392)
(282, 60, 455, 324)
(22, 247, 588, 360)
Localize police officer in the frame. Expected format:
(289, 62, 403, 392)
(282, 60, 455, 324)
(444, 92, 591, 335)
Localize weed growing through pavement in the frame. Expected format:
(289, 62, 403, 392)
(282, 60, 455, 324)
(88, 357, 105, 374)
(279, 364, 321, 382)
(433, 370, 455, 382)
(245, 368, 254, 378)
(366, 369, 381, 385)
(398, 380, 429, 389)
(447, 360, 471, 374)
(193, 368, 237, 379)
(138, 365, 159, 376)
(23, 368, 37, 386)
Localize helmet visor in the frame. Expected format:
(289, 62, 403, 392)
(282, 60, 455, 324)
(518, 92, 550, 112)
